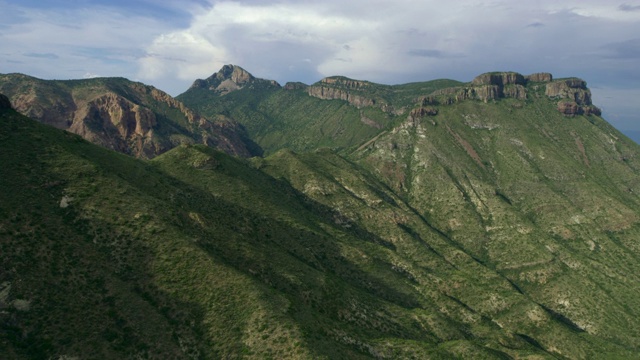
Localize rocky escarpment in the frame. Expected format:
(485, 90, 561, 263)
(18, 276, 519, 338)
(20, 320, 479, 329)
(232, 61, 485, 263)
(307, 77, 377, 108)
(0, 74, 260, 159)
(0, 94, 12, 109)
(284, 82, 308, 90)
(423, 72, 531, 105)
(414, 71, 600, 118)
(545, 78, 601, 116)
(190, 64, 280, 95)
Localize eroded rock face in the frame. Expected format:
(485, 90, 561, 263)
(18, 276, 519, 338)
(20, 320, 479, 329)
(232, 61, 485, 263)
(307, 85, 376, 108)
(307, 77, 378, 108)
(545, 79, 590, 105)
(409, 107, 438, 119)
(472, 72, 526, 86)
(546, 78, 601, 116)
(0, 75, 260, 159)
(284, 82, 308, 90)
(526, 73, 553, 82)
(557, 101, 602, 116)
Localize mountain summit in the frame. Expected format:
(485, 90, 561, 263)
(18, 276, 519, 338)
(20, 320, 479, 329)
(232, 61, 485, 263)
(189, 64, 281, 95)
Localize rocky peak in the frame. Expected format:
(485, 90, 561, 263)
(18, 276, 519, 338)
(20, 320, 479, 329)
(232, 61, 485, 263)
(213, 64, 254, 86)
(190, 64, 280, 95)
(0, 94, 12, 109)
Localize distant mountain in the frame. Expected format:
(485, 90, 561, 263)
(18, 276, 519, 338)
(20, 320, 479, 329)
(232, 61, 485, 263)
(0, 74, 262, 159)
(2, 65, 640, 359)
(178, 65, 462, 155)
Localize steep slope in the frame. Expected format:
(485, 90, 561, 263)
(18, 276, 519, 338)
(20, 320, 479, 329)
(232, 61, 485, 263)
(3, 90, 640, 358)
(349, 72, 640, 354)
(178, 65, 461, 155)
(0, 74, 261, 159)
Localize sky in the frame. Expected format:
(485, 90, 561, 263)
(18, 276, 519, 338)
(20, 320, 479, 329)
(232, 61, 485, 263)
(1, 0, 640, 133)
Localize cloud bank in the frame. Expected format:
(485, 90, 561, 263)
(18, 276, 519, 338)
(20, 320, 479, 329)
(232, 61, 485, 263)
(1, 0, 639, 130)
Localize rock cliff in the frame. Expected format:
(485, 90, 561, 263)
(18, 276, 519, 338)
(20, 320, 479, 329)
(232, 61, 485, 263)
(0, 74, 260, 159)
(545, 78, 601, 116)
(307, 77, 380, 109)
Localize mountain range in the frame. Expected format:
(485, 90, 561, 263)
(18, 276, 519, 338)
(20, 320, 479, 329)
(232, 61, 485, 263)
(1, 65, 639, 359)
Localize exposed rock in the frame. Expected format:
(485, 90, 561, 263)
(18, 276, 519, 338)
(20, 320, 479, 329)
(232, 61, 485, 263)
(0, 94, 11, 109)
(409, 107, 438, 119)
(557, 101, 580, 116)
(320, 77, 371, 89)
(557, 101, 602, 116)
(0, 75, 261, 159)
(526, 73, 553, 82)
(545, 79, 591, 105)
(429, 72, 529, 104)
(472, 72, 526, 86)
(284, 82, 308, 90)
(307, 86, 376, 108)
(503, 85, 528, 100)
(429, 85, 504, 103)
(546, 78, 600, 116)
(189, 64, 281, 95)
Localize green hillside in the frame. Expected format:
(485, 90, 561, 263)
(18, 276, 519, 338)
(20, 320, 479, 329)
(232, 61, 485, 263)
(178, 65, 461, 155)
(2, 67, 640, 359)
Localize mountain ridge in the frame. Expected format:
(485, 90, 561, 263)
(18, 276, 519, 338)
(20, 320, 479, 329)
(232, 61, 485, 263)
(0, 73, 262, 159)
(2, 64, 640, 358)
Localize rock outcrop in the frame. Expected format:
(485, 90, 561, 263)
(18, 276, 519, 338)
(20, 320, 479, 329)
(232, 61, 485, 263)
(0, 74, 261, 159)
(190, 64, 280, 95)
(284, 82, 308, 90)
(0, 94, 12, 109)
(417, 72, 601, 117)
(307, 77, 378, 109)
(471, 72, 526, 86)
(546, 78, 601, 116)
(526, 73, 553, 82)
(307, 85, 376, 108)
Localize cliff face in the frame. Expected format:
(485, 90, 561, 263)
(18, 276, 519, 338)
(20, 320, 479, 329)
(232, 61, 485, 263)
(417, 72, 601, 117)
(545, 78, 601, 116)
(0, 74, 260, 159)
(307, 76, 378, 108)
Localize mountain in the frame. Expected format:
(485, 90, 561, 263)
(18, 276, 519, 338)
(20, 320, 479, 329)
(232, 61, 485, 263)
(178, 65, 462, 155)
(2, 64, 640, 359)
(0, 74, 261, 159)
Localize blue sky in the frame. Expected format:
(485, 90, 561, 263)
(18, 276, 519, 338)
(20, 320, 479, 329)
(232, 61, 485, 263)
(1, 0, 640, 134)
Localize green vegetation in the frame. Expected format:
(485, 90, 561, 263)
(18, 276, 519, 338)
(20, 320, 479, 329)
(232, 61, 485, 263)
(178, 74, 461, 155)
(2, 68, 640, 358)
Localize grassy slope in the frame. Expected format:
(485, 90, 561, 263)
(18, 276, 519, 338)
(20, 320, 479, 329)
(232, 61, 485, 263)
(177, 79, 461, 155)
(350, 82, 640, 356)
(0, 107, 543, 359)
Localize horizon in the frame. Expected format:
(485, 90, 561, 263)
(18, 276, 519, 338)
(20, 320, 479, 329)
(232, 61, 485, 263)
(1, 0, 639, 135)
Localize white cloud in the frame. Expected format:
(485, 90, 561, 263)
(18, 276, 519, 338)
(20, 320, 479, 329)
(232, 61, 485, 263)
(138, 1, 640, 90)
(2, 0, 639, 130)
